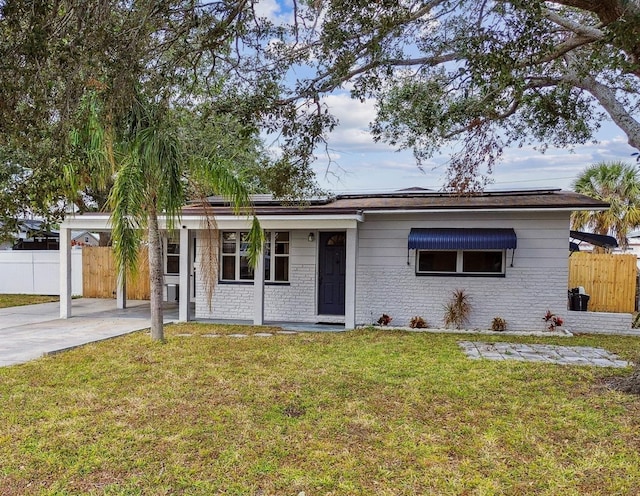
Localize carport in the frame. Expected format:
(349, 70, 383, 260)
(59, 213, 195, 323)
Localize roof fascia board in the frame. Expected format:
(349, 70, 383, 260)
(361, 207, 606, 214)
(62, 213, 363, 231)
(178, 214, 363, 230)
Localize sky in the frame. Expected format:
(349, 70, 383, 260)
(309, 92, 638, 195)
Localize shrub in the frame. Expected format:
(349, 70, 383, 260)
(491, 317, 507, 331)
(409, 316, 428, 329)
(443, 289, 472, 329)
(543, 310, 564, 331)
(377, 313, 392, 326)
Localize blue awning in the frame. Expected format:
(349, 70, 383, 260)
(408, 228, 517, 250)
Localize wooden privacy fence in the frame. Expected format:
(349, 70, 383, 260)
(568, 252, 637, 313)
(83, 246, 150, 300)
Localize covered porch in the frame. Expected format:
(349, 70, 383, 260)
(59, 210, 363, 329)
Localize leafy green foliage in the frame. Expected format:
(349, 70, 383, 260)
(75, 95, 264, 341)
(0, 0, 328, 223)
(293, 0, 640, 190)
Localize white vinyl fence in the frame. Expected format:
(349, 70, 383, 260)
(0, 250, 83, 296)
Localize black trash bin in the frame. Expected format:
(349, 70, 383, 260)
(574, 293, 589, 311)
(568, 288, 580, 310)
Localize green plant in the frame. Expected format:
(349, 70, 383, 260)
(491, 317, 507, 332)
(409, 316, 428, 329)
(543, 310, 564, 331)
(443, 289, 472, 329)
(633, 313, 640, 329)
(377, 313, 392, 326)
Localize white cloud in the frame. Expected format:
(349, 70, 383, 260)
(321, 93, 401, 154)
(313, 127, 638, 194)
(254, 0, 293, 24)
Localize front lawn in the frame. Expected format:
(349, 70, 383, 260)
(1, 325, 639, 495)
(0, 294, 59, 309)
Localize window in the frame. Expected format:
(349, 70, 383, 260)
(418, 251, 457, 273)
(221, 232, 253, 280)
(220, 231, 290, 282)
(166, 240, 180, 274)
(264, 231, 289, 282)
(416, 250, 504, 276)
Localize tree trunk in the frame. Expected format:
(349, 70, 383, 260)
(98, 232, 112, 247)
(148, 208, 165, 341)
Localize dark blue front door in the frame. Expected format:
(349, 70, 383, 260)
(318, 232, 346, 315)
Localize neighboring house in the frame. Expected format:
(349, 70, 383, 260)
(1, 219, 60, 251)
(0, 221, 100, 251)
(626, 230, 640, 268)
(71, 231, 100, 248)
(60, 188, 620, 331)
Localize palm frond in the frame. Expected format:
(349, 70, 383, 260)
(191, 157, 252, 216)
(108, 154, 147, 279)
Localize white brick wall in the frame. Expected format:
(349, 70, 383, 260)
(565, 311, 635, 335)
(355, 211, 574, 331)
(196, 282, 254, 320)
(356, 265, 568, 330)
(193, 210, 635, 333)
(195, 230, 319, 322)
(264, 263, 316, 322)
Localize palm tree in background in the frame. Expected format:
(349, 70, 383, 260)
(571, 161, 640, 250)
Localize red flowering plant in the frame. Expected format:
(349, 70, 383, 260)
(543, 310, 563, 331)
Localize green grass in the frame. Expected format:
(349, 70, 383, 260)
(0, 294, 59, 309)
(1, 325, 640, 495)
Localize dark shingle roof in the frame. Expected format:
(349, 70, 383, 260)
(183, 189, 608, 216)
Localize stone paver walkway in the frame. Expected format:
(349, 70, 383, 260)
(176, 331, 296, 338)
(459, 341, 631, 368)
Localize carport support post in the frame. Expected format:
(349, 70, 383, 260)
(345, 227, 358, 330)
(60, 227, 72, 318)
(253, 245, 265, 325)
(178, 227, 192, 322)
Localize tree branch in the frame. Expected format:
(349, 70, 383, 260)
(565, 71, 640, 149)
(542, 8, 605, 38)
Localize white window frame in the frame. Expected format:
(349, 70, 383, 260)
(264, 231, 290, 283)
(165, 237, 180, 275)
(416, 249, 506, 276)
(220, 231, 290, 282)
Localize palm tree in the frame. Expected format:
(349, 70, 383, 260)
(571, 161, 640, 250)
(70, 96, 262, 341)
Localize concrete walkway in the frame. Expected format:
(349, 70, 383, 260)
(459, 341, 632, 368)
(0, 299, 177, 367)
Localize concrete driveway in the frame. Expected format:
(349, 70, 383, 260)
(0, 298, 177, 367)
